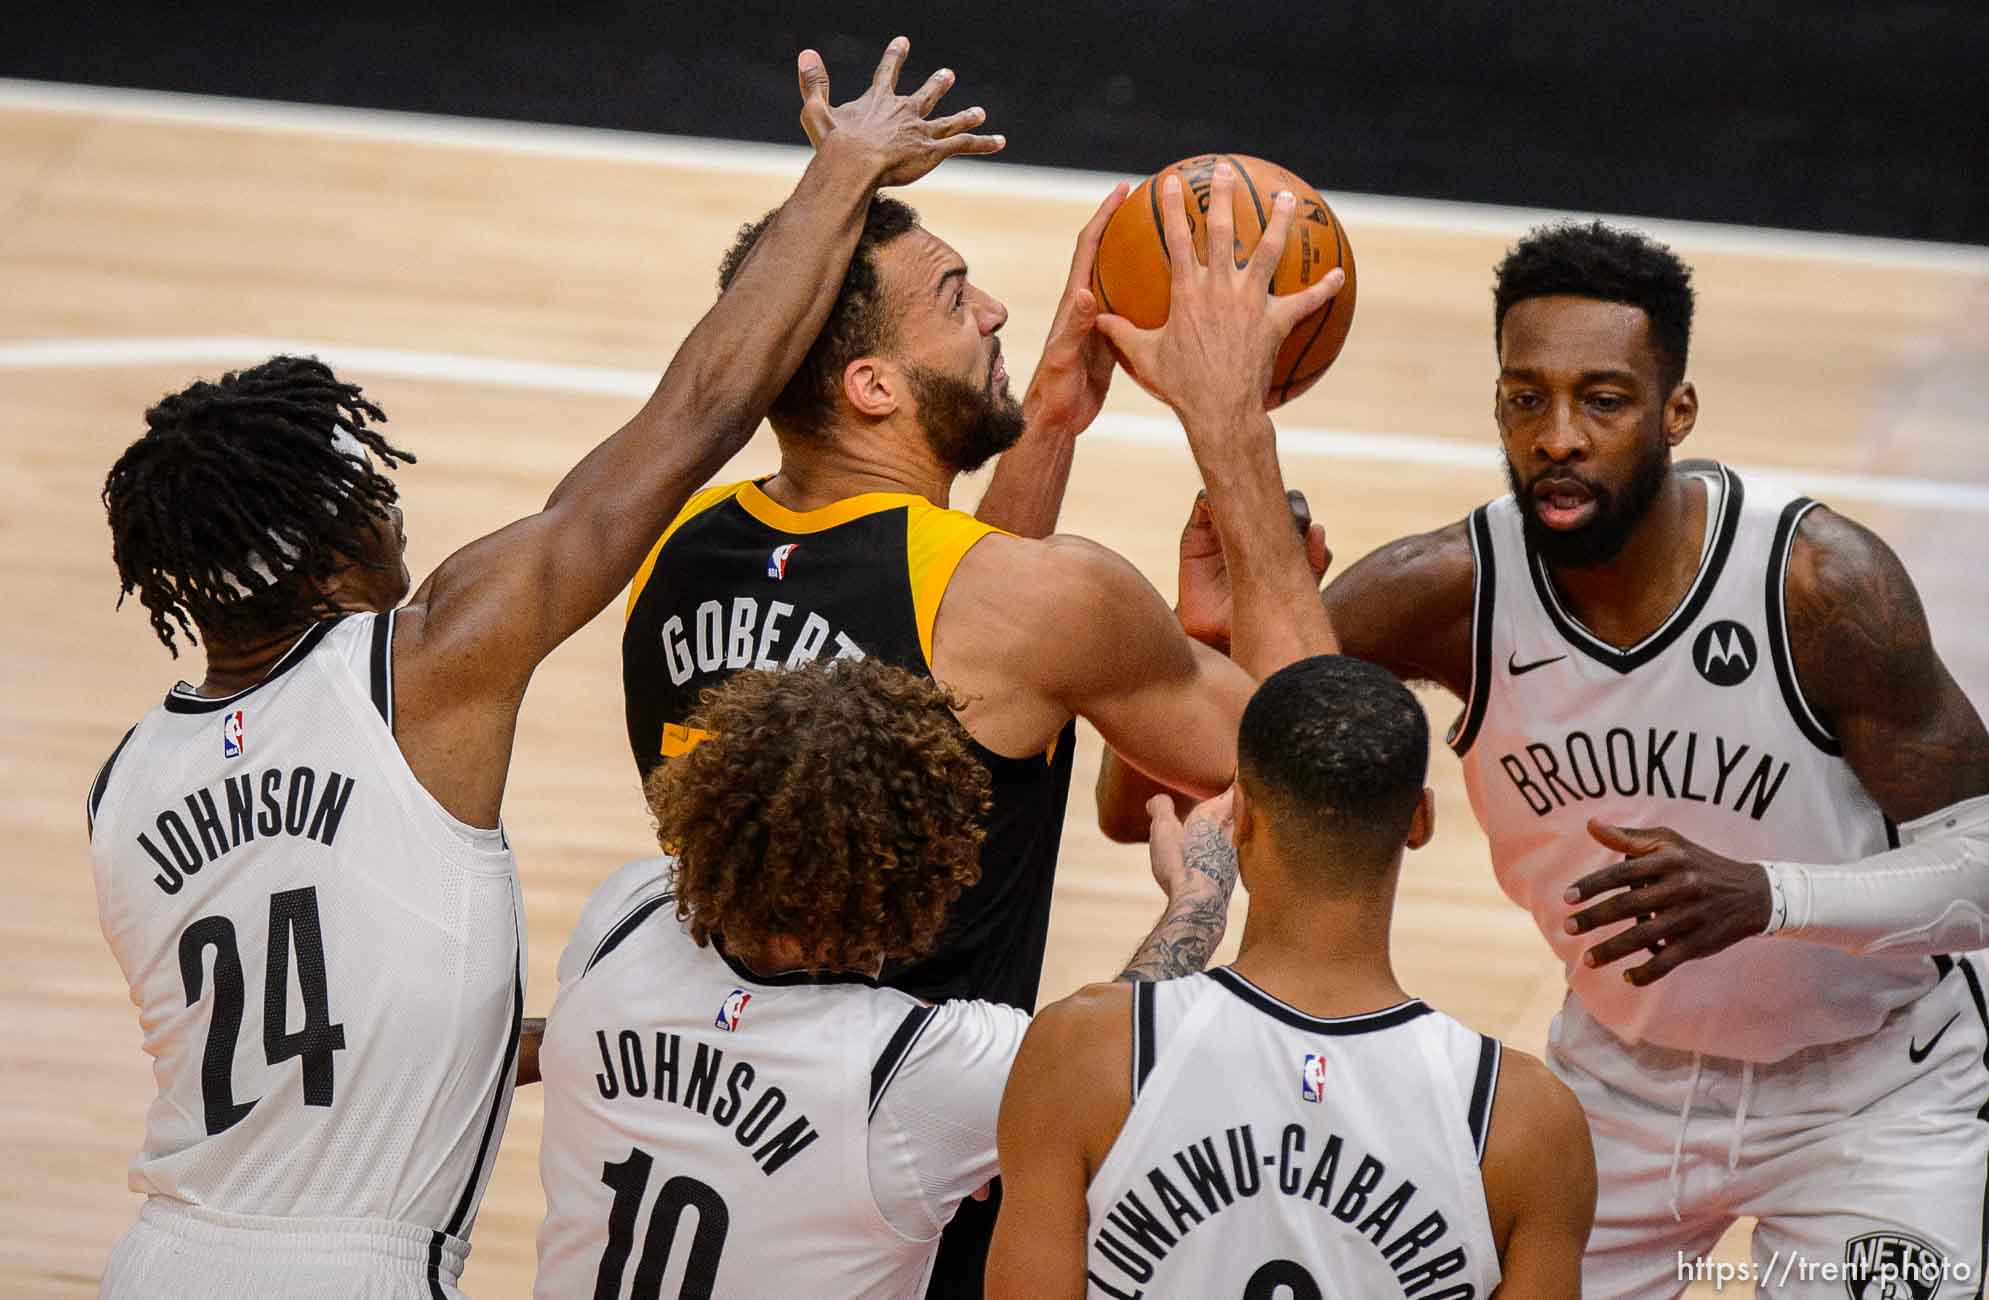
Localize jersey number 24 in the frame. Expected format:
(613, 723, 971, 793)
(177, 886, 348, 1136)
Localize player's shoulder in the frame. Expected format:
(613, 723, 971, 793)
(1781, 503, 1929, 692)
(1036, 979, 1133, 1034)
(1020, 980, 1134, 1077)
(955, 531, 1150, 616)
(1479, 1046, 1594, 1201)
(879, 996, 1033, 1096)
(1484, 1047, 1585, 1141)
(84, 714, 156, 839)
(1322, 516, 1476, 691)
(1477, 1045, 1596, 1269)
(1003, 982, 1138, 1162)
(1339, 516, 1476, 598)
(665, 479, 754, 539)
(557, 855, 677, 987)
(1785, 503, 1915, 611)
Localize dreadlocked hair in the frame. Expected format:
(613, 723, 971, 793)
(103, 355, 415, 656)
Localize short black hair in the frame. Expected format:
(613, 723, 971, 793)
(103, 355, 413, 656)
(1237, 655, 1429, 873)
(718, 195, 920, 437)
(1492, 220, 1696, 392)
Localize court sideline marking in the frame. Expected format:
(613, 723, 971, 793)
(2, 76, 1987, 274)
(4, 334, 1985, 515)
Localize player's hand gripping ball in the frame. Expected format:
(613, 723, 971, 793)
(1092, 153, 1356, 408)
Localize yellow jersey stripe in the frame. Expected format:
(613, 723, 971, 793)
(625, 481, 752, 620)
(734, 482, 937, 534)
(906, 503, 1005, 668)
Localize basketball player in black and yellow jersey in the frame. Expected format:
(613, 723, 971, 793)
(624, 159, 1343, 1293)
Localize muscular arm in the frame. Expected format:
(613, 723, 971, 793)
(1481, 1049, 1596, 1299)
(939, 532, 1255, 798)
(972, 420, 1079, 538)
(1320, 520, 1477, 698)
(1787, 507, 1989, 820)
(985, 985, 1131, 1300)
(973, 184, 1126, 539)
(1095, 519, 1476, 841)
(384, 45, 996, 827)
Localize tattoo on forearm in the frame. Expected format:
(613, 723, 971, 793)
(1118, 820, 1239, 983)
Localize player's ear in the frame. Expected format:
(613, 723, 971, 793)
(1405, 787, 1435, 851)
(1663, 379, 1697, 445)
(842, 356, 900, 420)
(1231, 782, 1256, 851)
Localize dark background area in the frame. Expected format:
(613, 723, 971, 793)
(10, 1, 1987, 244)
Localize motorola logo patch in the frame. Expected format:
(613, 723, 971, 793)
(1692, 621, 1756, 687)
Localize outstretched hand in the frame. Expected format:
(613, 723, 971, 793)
(796, 37, 1005, 187)
(1021, 182, 1131, 439)
(1176, 488, 1330, 650)
(1094, 163, 1345, 431)
(1563, 820, 1773, 986)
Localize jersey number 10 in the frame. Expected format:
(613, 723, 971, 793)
(595, 1146, 730, 1300)
(177, 886, 348, 1136)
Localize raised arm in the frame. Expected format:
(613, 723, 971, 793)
(1095, 162, 1342, 676)
(388, 41, 1001, 826)
(972, 183, 1128, 537)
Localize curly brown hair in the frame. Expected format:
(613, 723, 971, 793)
(644, 658, 991, 974)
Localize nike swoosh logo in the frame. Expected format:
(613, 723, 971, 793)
(1508, 652, 1569, 676)
(1909, 1013, 1960, 1064)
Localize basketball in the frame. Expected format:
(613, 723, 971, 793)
(1092, 153, 1357, 408)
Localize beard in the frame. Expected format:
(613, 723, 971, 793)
(908, 362, 1025, 475)
(1505, 435, 1671, 569)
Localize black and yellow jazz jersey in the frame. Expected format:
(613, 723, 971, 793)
(621, 479, 1077, 1012)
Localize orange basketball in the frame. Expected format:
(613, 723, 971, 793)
(1092, 153, 1356, 408)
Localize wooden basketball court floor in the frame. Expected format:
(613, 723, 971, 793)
(4, 80, 1986, 1297)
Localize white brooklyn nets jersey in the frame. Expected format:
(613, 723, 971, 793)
(1453, 463, 1931, 1061)
(1085, 970, 1502, 1300)
(536, 857, 1023, 1300)
(87, 613, 524, 1255)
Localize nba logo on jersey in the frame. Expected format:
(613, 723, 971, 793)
(715, 988, 752, 1031)
(1300, 1053, 1326, 1103)
(221, 709, 245, 759)
(767, 544, 799, 580)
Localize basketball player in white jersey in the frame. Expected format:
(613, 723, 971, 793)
(85, 39, 1003, 1297)
(991, 655, 1596, 1298)
(535, 657, 1242, 1300)
(1106, 220, 1989, 1295)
